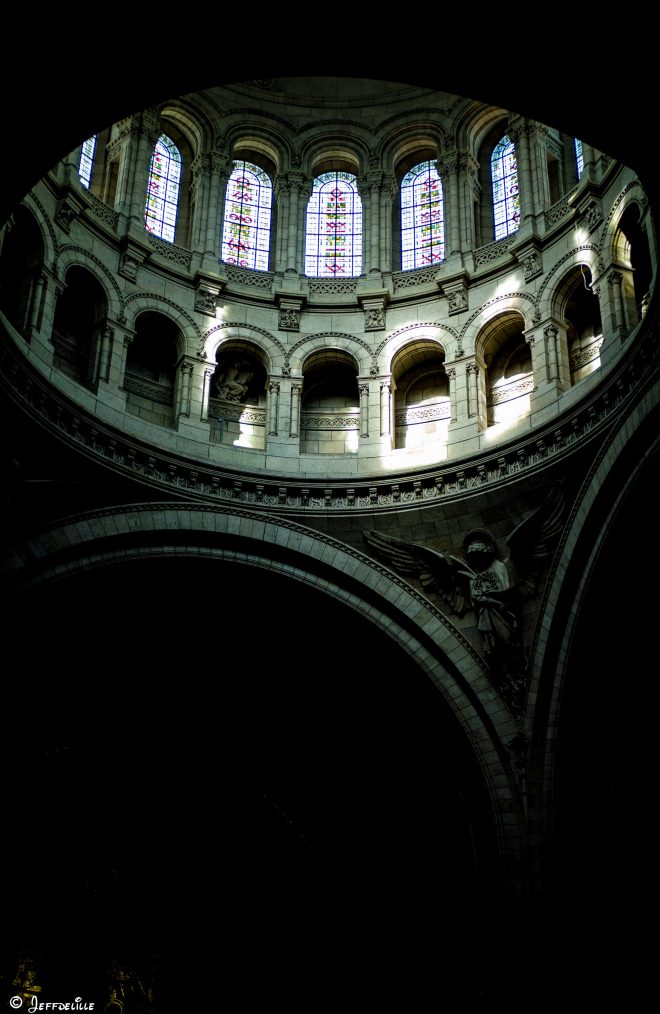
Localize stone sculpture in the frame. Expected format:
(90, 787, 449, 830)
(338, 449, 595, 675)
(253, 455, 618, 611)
(363, 483, 565, 714)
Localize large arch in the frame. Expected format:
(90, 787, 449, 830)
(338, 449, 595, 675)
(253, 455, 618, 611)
(1, 504, 522, 1006)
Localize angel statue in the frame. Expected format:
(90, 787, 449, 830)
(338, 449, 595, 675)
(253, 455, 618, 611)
(362, 483, 565, 714)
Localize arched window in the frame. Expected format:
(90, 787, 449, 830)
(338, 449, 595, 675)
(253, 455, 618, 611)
(491, 135, 520, 241)
(221, 161, 273, 270)
(78, 136, 97, 190)
(401, 161, 445, 270)
(575, 138, 584, 179)
(304, 172, 362, 277)
(144, 134, 182, 243)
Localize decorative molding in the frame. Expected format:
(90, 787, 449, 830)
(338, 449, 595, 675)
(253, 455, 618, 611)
(277, 294, 304, 332)
(208, 399, 266, 424)
(301, 411, 360, 430)
(395, 400, 451, 425)
(308, 279, 358, 295)
(521, 251, 543, 281)
(392, 265, 439, 290)
(226, 265, 274, 289)
(84, 192, 119, 229)
(443, 282, 469, 314)
(488, 376, 534, 406)
(147, 235, 193, 269)
(547, 194, 571, 225)
(122, 375, 174, 405)
(473, 236, 516, 267)
(2, 307, 656, 515)
(118, 245, 146, 284)
(570, 337, 604, 372)
(54, 198, 80, 234)
(194, 287, 219, 317)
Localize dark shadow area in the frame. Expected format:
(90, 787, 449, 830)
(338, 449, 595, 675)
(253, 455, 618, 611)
(1, 557, 498, 1008)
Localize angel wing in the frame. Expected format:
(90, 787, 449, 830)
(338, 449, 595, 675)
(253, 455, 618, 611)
(505, 481, 565, 597)
(362, 529, 474, 616)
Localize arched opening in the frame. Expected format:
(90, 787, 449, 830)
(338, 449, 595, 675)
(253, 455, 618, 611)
(392, 339, 450, 453)
(51, 265, 108, 388)
(391, 143, 437, 270)
(123, 311, 179, 427)
(300, 348, 360, 453)
(1, 554, 498, 1006)
(209, 342, 267, 449)
(561, 265, 603, 385)
(481, 312, 532, 427)
(0, 205, 44, 335)
(616, 202, 654, 322)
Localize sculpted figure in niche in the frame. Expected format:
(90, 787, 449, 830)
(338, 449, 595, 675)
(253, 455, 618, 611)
(363, 484, 564, 715)
(214, 358, 255, 403)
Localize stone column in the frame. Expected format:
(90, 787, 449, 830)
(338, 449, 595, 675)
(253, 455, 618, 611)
(437, 150, 460, 257)
(379, 174, 397, 272)
(525, 317, 567, 408)
(107, 109, 160, 232)
(208, 154, 234, 261)
(607, 269, 627, 338)
(118, 333, 134, 393)
(544, 323, 559, 382)
(278, 171, 309, 275)
(268, 381, 280, 436)
(274, 174, 290, 274)
(129, 109, 162, 229)
(467, 361, 479, 419)
(174, 358, 212, 435)
(508, 118, 533, 223)
(104, 128, 132, 218)
(446, 359, 485, 446)
(380, 381, 391, 437)
(91, 323, 114, 388)
(458, 153, 480, 252)
(201, 365, 215, 422)
(289, 382, 302, 438)
(359, 383, 369, 438)
(190, 153, 212, 251)
(528, 122, 552, 216)
(175, 360, 194, 418)
(27, 272, 47, 341)
(358, 170, 384, 276)
(445, 367, 458, 423)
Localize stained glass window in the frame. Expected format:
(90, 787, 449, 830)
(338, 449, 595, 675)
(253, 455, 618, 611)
(144, 135, 182, 244)
(79, 136, 97, 190)
(575, 138, 584, 179)
(401, 161, 445, 270)
(304, 172, 362, 277)
(221, 161, 273, 271)
(491, 135, 520, 241)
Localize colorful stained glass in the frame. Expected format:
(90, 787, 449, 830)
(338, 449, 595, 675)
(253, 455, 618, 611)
(305, 172, 362, 277)
(491, 135, 520, 241)
(575, 138, 584, 179)
(144, 135, 182, 244)
(79, 136, 97, 190)
(221, 161, 273, 271)
(401, 161, 445, 270)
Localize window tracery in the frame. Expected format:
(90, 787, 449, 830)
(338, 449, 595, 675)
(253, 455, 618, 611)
(491, 135, 520, 240)
(221, 160, 273, 270)
(305, 172, 362, 277)
(144, 135, 182, 243)
(79, 136, 97, 190)
(575, 138, 584, 179)
(400, 161, 445, 270)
